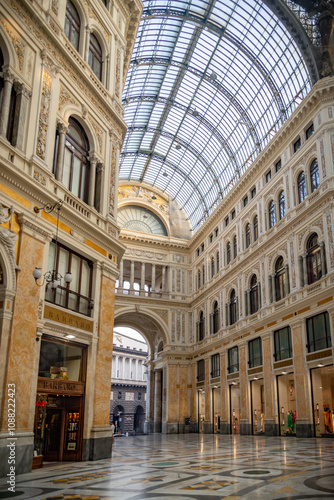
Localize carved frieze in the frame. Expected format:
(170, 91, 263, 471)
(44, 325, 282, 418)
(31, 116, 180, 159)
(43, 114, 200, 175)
(88, 116, 103, 154)
(33, 170, 47, 186)
(58, 83, 79, 112)
(0, 20, 25, 71)
(320, 138, 326, 179)
(115, 48, 121, 98)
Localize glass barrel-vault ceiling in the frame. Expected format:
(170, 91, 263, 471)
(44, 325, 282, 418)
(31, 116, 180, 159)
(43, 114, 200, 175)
(120, 0, 313, 232)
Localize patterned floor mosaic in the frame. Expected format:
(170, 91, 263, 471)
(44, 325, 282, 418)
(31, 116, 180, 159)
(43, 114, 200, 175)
(0, 434, 334, 499)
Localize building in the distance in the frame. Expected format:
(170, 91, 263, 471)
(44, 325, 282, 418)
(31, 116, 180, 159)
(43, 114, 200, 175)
(110, 329, 147, 435)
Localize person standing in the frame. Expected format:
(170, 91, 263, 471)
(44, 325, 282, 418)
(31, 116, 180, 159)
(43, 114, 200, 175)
(111, 422, 115, 444)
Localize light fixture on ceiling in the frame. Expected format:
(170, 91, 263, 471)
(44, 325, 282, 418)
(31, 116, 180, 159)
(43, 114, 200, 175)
(253, 377, 258, 380)
(175, 143, 181, 150)
(65, 334, 75, 339)
(317, 363, 324, 367)
(192, 109, 199, 117)
(281, 371, 287, 375)
(152, 195, 157, 200)
(143, 214, 148, 219)
(163, 171, 168, 177)
(210, 71, 217, 80)
(33, 200, 73, 289)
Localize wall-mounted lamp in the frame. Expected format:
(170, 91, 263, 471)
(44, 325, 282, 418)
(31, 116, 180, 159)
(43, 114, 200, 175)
(33, 200, 72, 289)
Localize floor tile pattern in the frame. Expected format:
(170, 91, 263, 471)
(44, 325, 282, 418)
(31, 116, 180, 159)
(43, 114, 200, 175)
(0, 434, 334, 500)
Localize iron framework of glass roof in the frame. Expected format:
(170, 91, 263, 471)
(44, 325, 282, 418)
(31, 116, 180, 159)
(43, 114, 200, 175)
(120, 0, 314, 232)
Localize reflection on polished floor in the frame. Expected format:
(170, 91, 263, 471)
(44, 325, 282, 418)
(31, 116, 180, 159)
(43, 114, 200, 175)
(1, 434, 334, 500)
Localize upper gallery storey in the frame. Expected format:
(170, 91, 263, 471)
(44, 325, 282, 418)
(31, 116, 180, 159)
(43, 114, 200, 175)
(0, 0, 140, 236)
(189, 76, 334, 299)
(1, 0, 142, 120)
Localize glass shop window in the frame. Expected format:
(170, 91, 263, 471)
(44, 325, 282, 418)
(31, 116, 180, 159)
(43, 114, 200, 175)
(38, 338, 85, 381)
(306, 311, 331, 353)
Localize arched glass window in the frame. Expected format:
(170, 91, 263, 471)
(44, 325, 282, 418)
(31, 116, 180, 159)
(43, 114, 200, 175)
(211, 301, 219, 334)
(89, 33, 103, 80)
(63, 118, 90, 202)
(245, 223, 251, 249)
(298, 171, 306, 203)
(307, 233, 322, 284)
(230, 289, 237, 325)
(226, 242, 231, 265)
(233, 235, 237, 259)
(268, 200, 275, 228)
(253, 215, 258, 242)
(65, 1, 80, 51)
(197, 311, 205, 341)
(275, 256, 286, 301)
(211, 257, 215, 278)
(278, 190, 285, 220)
(216, 252, 219, 274)
(250, 274, 258, 315)
(310, 160, 319, 193)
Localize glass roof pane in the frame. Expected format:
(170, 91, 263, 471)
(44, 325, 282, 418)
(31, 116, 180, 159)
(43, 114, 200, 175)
(121, 0, 313, 232)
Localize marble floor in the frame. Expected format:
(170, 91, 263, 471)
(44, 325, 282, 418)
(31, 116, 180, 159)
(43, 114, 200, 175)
(1, 434, 334, 500)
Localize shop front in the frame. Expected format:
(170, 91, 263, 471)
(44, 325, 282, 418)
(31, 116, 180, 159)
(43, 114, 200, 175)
(277, 372, 296, 436)
(229, 383, 240, 434)
(250, 378, 265, 435)
(34, 336, 87, 464)
(311, 364, 334, 437)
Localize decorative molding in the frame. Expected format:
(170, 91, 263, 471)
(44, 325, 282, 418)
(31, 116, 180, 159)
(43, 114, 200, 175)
(0, 19, 25, 71)
(36, 70, 52, 160)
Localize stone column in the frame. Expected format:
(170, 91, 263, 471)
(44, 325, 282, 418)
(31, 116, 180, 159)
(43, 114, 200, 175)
(0, 70, 15, 138)
(320, 241, 326, 277)
(89, 266, 117, 459)
(130, 260, 134, 290)
(179, 365, 188, 433)
(11, 82, 31, 149)
(220, 352, 229, 434)
(151, 263, 156, 294)
(239, 344, 251, 434)
(119, 260, 124, 289)
(95, 163, 104, 213)
(166, 364, 178, 433)
(203, 359, 212, 433)
(55, 121, 68, 182)
(226, 302, 231, 327)
(190, 363, 197, 431)
(144, 362, 155, 434)
(298, 255, 304, 288)
(302, 253, 308, 286)
(141, 262, 145, 291)
(88, 155, 98, 208)
(284, 264, 290, 296)
(291, 320, 312, 437)
(162, 265, 166, 292)
(0, 217, 47, 476)
(85, 25, 91, 62)
(262, 334, 276, 435)
(269, 274, 275, 303)
(246, 289, 251, 315)
(153, 370, 162, 432)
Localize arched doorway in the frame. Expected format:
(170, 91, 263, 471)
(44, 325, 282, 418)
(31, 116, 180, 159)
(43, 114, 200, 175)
(134, 405, 145, 434)
(113, 404, 125, 434)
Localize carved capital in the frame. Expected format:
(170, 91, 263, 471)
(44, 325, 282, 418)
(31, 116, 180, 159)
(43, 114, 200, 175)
(3, 69, 15, 84)
(13, 81, 31, 98)
(88, 154, 98, 165)
(56, 120, 68, 134)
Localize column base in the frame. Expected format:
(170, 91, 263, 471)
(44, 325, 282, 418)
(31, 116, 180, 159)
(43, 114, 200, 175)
(0, 432, 34, 478)
(264, 419, 278, 436)
(144, 421, 154, 434)
(240, 419, 252, 435)
(296, 419, 313, 438)
(163, 422, 178, 434)
(203, 422, 213, 434)
(220, 421, 230, 434)
(82, 427, 112, 461)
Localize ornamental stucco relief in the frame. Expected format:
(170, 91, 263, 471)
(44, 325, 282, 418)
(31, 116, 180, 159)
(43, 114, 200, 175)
(36, 70, 52, 160)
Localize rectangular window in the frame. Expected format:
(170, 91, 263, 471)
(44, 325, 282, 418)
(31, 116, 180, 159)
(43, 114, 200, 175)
(248, 337, 262, 368)
(274, 326, 292, 361)
(266, 170, 271, 183)
(275, 159, 282, 172)
(209, 234, 213, 243)
(306, 312, 331, 353)
(294, 137, 301, 152)
(215, 227, 219, 237)
(228, 346, 239, 373)
(306, 123, 314, 140)
(225, 216, 229, 226)
(231, 209, 236, 219)
(197, 359, 205, 382)
(251, 187, 256, 198)
(211, 354, 220, 378)
(45, 241, 93, 317)
(243, 196, 248, 207)
(197, 248, 200, 257)
(201, 243, 204, 252)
